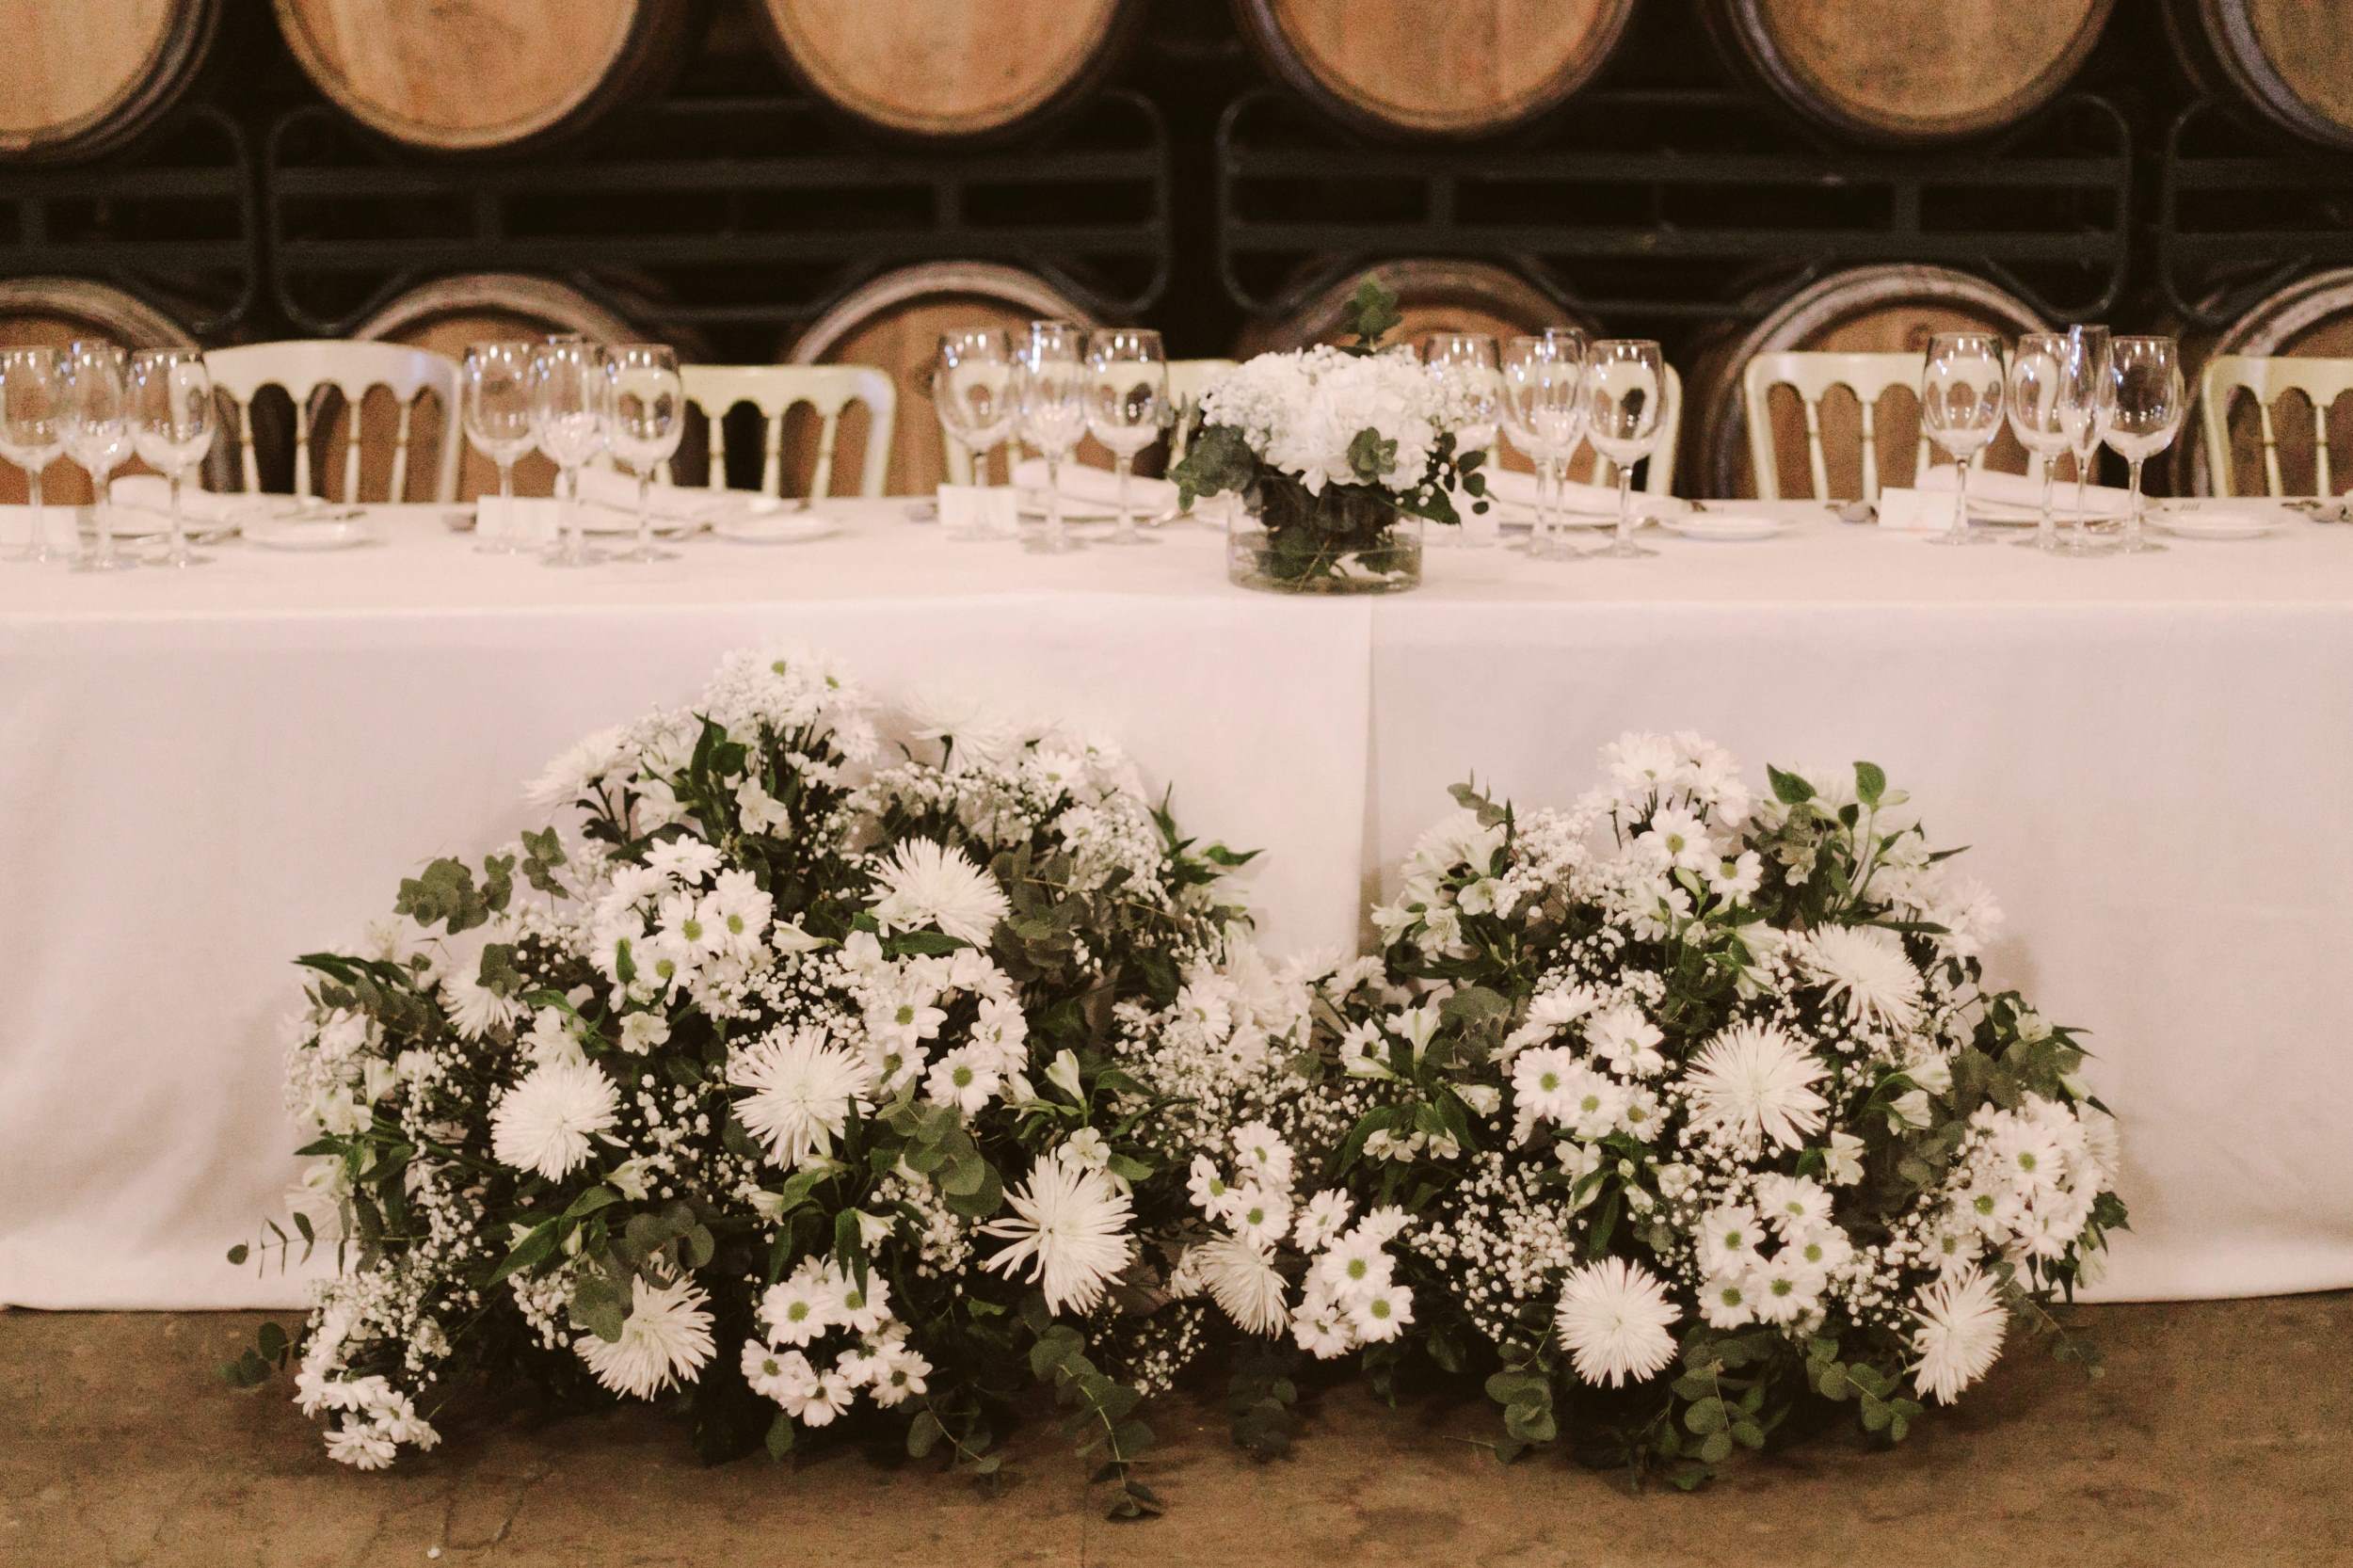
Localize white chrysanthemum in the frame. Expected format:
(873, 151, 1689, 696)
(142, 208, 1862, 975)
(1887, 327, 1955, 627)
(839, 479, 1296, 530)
(524, 724, 630, 807)
(979, 1148, 1136, 1314)
(1910, 1269, 2009, 1404)
(869, 838, 1011, 947)
(729, 1025, 874, 1169)
(904, 683, 1021, 764)
(1684, 1020, 1830, 1152)
(488, 1059, 619, 1181)
(1193, 1236, 1290, 1336)
(575, 1274, 716, 1400)
(1802, 924, 1926, 1033)
(1554, 1257, 1682, 1389)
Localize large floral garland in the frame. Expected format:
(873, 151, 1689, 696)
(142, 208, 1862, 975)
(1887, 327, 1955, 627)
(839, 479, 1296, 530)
(234, 660, 2125, 1506)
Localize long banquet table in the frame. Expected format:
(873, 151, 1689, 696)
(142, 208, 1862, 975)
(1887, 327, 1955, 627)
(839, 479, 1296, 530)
(4, 499, 2348, 1309)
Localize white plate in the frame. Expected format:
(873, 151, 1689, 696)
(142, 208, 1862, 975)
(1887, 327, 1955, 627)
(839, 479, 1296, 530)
(1016, 489, 1121, 522)
(2151, 507, 2283, 542)
(579, 508, 710, 537)
(248, 519, 374, 552)
(1658, 512, 1789, 542)
(713, 514, 843, 545)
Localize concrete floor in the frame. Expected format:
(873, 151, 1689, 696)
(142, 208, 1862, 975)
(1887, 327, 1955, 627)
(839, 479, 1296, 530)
(3, 1296, 2347, 1567)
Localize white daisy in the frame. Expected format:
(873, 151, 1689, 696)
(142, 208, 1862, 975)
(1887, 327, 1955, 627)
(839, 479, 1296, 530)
(1193, 1236, 1291, 1336)
(488, 1059, 618, 1181)
(1801, 924, 1926, 1034)
(741, 1341, 811, 1402)
(1346, 1282, 1414, 1342)
(728, 1025, 874, 1170)
(1226, 1183, 1293, 1250)
(863, 1339, 931, 1407)
(575, 1274, 716, 1400)
(325, 1418, 396, 1470)
(1311, 1232, 1392, 1307)
(1292, 1190, 1353, 1254)
(869, 838, 1010, 947)
(979, 1148, 1136, 1314)
(1683, 1020, 1830, 1152)
(1554, 1257, 1682, 1389)
(759, 1272, 840, 1348)
(1911, 1269, 2009, 1404)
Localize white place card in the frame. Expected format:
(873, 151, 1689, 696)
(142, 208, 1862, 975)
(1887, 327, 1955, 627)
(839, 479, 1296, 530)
(935, 484, 1018, 538)
(475, 496, 560, 547)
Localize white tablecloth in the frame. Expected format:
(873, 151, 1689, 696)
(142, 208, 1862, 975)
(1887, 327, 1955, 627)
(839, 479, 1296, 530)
(3, 500, 2347, 1308)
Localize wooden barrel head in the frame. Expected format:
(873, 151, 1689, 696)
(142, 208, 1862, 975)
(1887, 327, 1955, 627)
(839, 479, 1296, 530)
(272, 0, 696, 153)
(1686, 264, 2048, 500)
(1706, 0, 2113, 144)
(788, 263, 1098, 496)
(354, 274, 644, 500)
(0, 279, 193, 504)
(752, 0, 1132, 139)
(1235, 0, 1636, 138)
(0, 0, 216, 163)
(2166, 0, 2353, 152)
(2180, 268, 2353, 497)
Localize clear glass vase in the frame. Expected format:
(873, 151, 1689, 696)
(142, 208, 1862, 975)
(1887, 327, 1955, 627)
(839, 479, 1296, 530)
(1225, 488, 1423, 595)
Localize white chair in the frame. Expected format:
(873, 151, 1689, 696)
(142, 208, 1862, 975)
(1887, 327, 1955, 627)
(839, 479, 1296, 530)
(679, 364, 893, 500)
(1743, 350, 2033, 502)
(940, 357, 1238, 485)
(2199, 353, 2353, 498)
(206, 342, 460, 503)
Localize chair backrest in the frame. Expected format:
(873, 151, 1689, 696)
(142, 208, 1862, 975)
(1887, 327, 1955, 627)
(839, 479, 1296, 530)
(1741, 348, 2046, 503)
(680, 363, 894, 500)
(206, 341, 460, 503)
(938, 357, 1238, 486)
(2200, 353, 2353, 498)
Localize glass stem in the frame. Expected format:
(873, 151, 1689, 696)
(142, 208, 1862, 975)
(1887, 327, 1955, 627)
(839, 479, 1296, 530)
(1616, 462, 1634, 551)
(1115, 453, 1133, 543)
(1953, 460, 1970, 543)
(2073, 448, 2090, 550)
(168, 470, 185, 560)
(565, 467, 580, 558)
(2127, 458, 2143, 551)
(1046, 452, 1064, 551)
(2038, 461, 2055, 552)
(96, 469, 116, 561)
(636, 470, 653, 556)
(498, 459, 516, 552)
(25, 468, 41, 560)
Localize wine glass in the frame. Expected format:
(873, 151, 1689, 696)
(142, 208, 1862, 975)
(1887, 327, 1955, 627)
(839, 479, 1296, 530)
(127, 347, 216, 568)
(1016, 320, 1088, 554)
(462, 341, 536, 555)
(1083, 328, 1167, 548)
(530, 339, 610, 568)
(60, 341, 135, 573)
(1583, 339, 1665, 559)
(2102, 335, 2185, 556)
(603, 344, 683, 565)
(1500, 334, 1587, 560)
(0, 346, 67, 565)
(2006, 333, 2080, 554)
(935, 328, 1016, 534)
(1919, 332, 2007, 548)
(2060, 325, 2113, 556)
(1422, 331, 1501, 548)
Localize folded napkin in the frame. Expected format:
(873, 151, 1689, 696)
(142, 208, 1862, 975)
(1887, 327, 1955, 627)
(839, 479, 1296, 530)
(1011, 457, 1177, 512)
(475, 496, 559, 545)
(575, 467, 742, 523)
(105, 475, 257, 524)
(1480, 468, 1630, 517)
(1914, 462, 2129, 517)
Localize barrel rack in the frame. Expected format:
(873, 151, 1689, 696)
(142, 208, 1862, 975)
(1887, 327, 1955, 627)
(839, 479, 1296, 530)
(2154, 100, 2353, 328)
(262, 90, 1172, 342)
(1212, 87, 2135, 331)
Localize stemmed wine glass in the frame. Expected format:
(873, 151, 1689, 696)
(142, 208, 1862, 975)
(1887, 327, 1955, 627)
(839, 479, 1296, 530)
(1083, 327, 1167, 547)
(935, 329, 1016, 537)
(1920, 332, 2007, 548)
(604, 344, 683, 565)
(1584, 339, 1665, 559)
(0, 346, 66, 565)
(462, 341, 537, 554)
(2102, 335, 2185, 556)
(2060, 325, 2113, 556)
(127, 348, 217, 569)
(61, 341, 135, 573)
(1016, 320, 1088, 554)
(1501, 334, 1587, 559)
(1422, 331, 1501, 548)
(531, 339, 611, 568)
(2005, 333, 2079, 554)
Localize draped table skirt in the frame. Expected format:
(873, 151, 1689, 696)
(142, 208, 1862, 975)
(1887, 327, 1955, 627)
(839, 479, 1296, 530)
(3, 501, 2346, 1307)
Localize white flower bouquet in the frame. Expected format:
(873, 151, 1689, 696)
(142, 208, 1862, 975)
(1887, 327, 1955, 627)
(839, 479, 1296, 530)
(1173, 277, 1487, 594)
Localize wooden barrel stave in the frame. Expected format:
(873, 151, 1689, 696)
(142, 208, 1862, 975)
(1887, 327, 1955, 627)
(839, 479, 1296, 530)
(1684, 264, 2049, 501)
(2176, 268, 2353, 498)
(1233, 0, 1637, 139)
(1702, 0, 2114, 145)
(0, 0, 220, 164)
(2163, 0, 2353, 152)
(0, 279, 198, 504)
(750, 0, 1137, 140)
(271, 0, 704, 155)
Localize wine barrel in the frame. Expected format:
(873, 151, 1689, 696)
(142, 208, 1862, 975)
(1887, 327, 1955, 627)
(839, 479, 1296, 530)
(1702, 0, 2114, 145)
(1236, 260, 1590, 358)
(2164, 1, 2353, 152)
(1233, 0, 1636, 139)
(271, 0, 704, 155)
(352, 273, 651, 501)
(0, 279, 196, 504)
(787, 263, 1099, 496)
(2175, 269, 2353, 498)
(748, 0, 1140, 140)
(0, 0, 222, 164)
(1684, 264, 2048, 501)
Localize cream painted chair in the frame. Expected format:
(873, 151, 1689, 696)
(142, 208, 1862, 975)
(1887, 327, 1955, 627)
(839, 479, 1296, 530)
(940, 357, 1237, 485)
(679, 364, 894, 500)
(1742, 350, 2041, 502)
(2199, 353, 2353, 498)
(206, 341, 460, 502)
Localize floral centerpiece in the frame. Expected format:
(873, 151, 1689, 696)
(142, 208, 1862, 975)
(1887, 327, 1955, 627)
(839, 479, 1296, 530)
(1173, 277, 1486, 595)
(1176, 735, 2128, 1485)
(227, 649, 1260, 1517)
